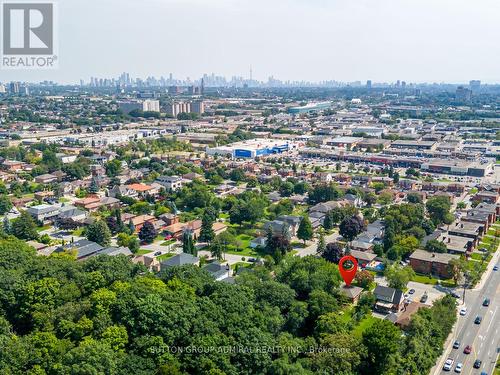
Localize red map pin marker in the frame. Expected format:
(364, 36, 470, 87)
(338, 255, 358, 286)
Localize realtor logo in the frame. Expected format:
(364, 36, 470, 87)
(1, 1, 57, 69)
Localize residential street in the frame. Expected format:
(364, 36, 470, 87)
(432, 248, 500, 375)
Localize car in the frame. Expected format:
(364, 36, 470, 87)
(164, 234, 172, 240)
(443, 358, 454, 371)
(420, 294, 428, 303)
(475, 315, 482, 324)
(408, 288, 415, 294)
(474, 359, 482, 369)
(451, 291, 461, 298)
(483, 298, 490, 306)
(494, 265, 498, 271)
(154, 251, 161, 256)
(459, 307, 467, 316)
(464, 345, 472, 354)
(248, 258, 256, 262)
(454, 363, 463, 373)
(453, 340, 460, 349)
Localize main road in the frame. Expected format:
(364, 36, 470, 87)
(433, 249, 500, 375)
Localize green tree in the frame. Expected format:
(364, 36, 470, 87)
(426, 196, 453, 225)
(0, 195, 13, 215)
(385, 264, 415, 290)
(86, 220, 111, 246)
(199, 210, 215, 243)
(182, 230, 196, 256)
(297, 215, 313, 244)
(138, 221, 157, 244)
(317, 231, 326, 254)
(339, 215, 365, 241)
(11, 211, 39, 240)
(105, 159, 122, 177)
(425, 239, 447, 253)
(362, 319, 403, 374)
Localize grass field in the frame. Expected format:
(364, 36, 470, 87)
(136, 249, 152, 255)
(411, 274, 438, 285)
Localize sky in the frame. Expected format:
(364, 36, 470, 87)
(2, 0, 500, 84)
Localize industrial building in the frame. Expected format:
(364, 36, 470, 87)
(288, 102, 332, 114)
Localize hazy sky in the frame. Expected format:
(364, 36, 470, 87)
(2, 0, 500, 84)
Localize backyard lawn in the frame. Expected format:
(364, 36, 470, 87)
(157, 253, 175, 261)
(136, 249, 152, 255)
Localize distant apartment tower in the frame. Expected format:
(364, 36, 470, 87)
(118, 100, 142, 114)
(142, 99, 160, 112)
(366, 80, 372, 89)
(456, 86, 472, 102)
(0, 84, 6, 94)
(191, 101, 205, 114)
(469, 80, 481, 92)
(168, 85, 180, 94)
(9, 82, 19, 94)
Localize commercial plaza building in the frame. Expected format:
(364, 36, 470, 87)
(207, 139, 298, 159)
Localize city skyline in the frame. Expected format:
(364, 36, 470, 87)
(1, 0, 499, 84)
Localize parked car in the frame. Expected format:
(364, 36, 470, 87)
(473, 359, 482, 369)
(451, 291, 461, 298)
(420, 294, 428, 303)
(454, 363, 463, 373)
(154, 251, 161, 256)
(464, 345, 472, 354)
(248, 258, 256, 262)
(459, 307, 467, 316)
(164, 234, 172, 240)
(493, 265, 498, 271)
(482, 298, 490, 307)
(408, 289, 415, 294)
(443, 358, 454, 371)
(453, 340, 460, 349)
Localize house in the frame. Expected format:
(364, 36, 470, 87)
(349, 249, 377, 268)
(1, 160, 25, 172)
(394, 302, 429, 328)
(98, 247, 133, 257)
(128, 215, 156, 233)
(160, 252, 199, 270)
(155, 175, 184, 191)
(34, 190, 54, 201)
(27, 204, 60, 223)
(109, 184, 138, 198)
(159, 213, 179, 226)
(344, 193, 363, 207)
(339, 284, 363, 303)
(409, 249, 459, 279)
(163, 220, 227, 240)
(352, 219, 385, 250)
(57, 205, 88, 223)
(374, 285, 404, 313)
(264, 215, 302, 237)
(203, 261, 232, 281)
(59, 239, 103, 260)
(34, 173, 58, 184)
(126, 183, 156, 197)
(250, 236, 267, 248)
(75, 196, 120, 212)
(399, 179, 419, 191)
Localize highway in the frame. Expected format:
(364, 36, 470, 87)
(435, 252, 500, 375)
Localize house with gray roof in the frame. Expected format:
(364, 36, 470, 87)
(160, 252, 199, 270)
